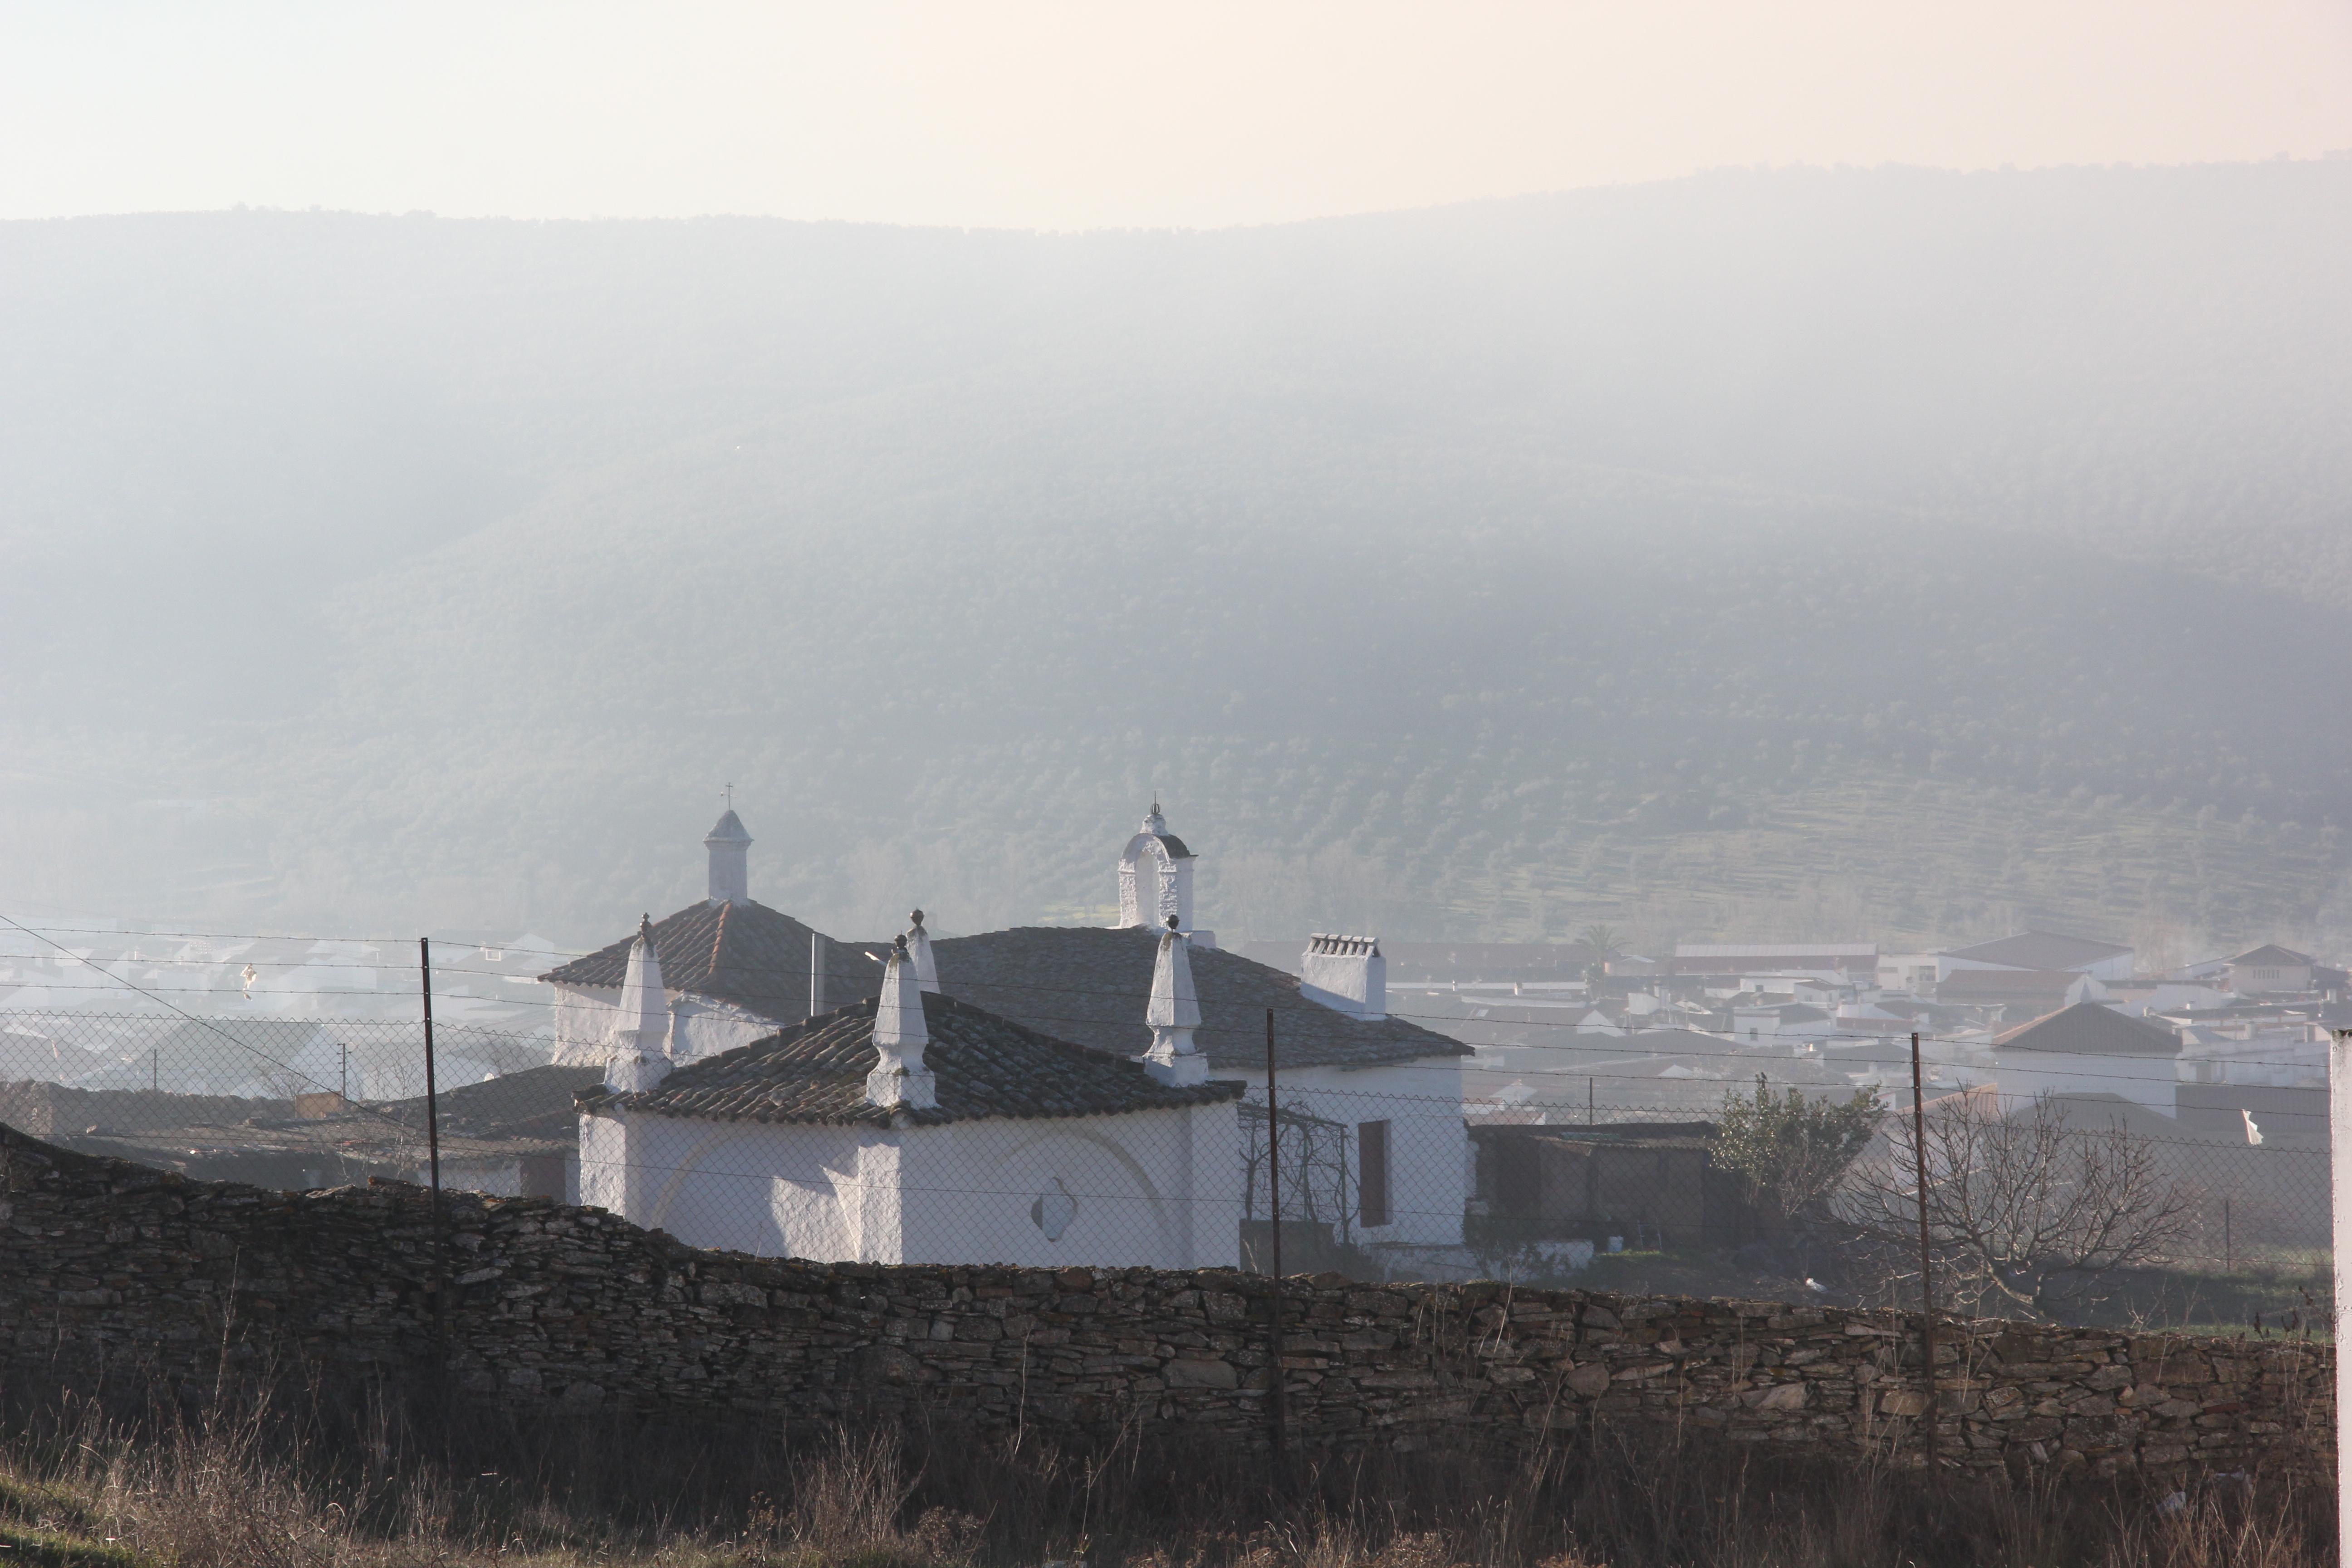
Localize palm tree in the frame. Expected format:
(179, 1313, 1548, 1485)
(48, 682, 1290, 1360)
(1577, 923, 1620, 991)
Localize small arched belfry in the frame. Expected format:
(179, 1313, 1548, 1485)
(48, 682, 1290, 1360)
(1116, 801, 1197, 932)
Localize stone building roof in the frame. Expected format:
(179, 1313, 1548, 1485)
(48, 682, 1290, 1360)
(1936, 968, 2085, 1005)
(932, 926, 1471, 1071)
(1944, 931, 2130, 971)
(577, 991, 1240, 1127)
(1993, 1002, 2180, 1057)
(2229, 944, 2312, 968)
(540, 899, 884, 1021)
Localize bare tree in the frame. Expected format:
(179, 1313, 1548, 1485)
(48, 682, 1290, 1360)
(1840, 1092, 2194, 1322)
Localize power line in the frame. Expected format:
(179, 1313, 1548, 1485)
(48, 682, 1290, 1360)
(1, 974, 2335, 1088)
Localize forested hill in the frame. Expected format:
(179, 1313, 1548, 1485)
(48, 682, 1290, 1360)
(3, 160, 2348, 956)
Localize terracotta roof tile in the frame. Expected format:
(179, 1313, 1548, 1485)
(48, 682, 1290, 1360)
(932, 926, 1470, 1070)
(541, 900, 884, 1021)
(577, 991, 1240, 1127)
(1993, 1001, 2180, 1056)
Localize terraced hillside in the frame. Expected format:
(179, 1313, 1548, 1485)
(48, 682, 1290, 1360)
(2, 161, 2347, 953)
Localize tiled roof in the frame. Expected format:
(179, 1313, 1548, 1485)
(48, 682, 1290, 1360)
(1994, 1002, 2180, 1057)
(576, 992, 1240, 1127)
(376, 1064, 608, 1147)
(1674, 943, 1877, 964)
(1944, 931, 2129, 970)
(540, 899, 885, 1022)
(1936, 968, 2084, 1000)
(931, 926, 1471, 1071)
(2229, 944, 2312, 968)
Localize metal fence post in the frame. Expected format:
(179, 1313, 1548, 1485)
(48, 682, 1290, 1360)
(421, 936, 447, 1353)
(2326, 1028, 2352, 1550)
(1265, 1006, 1286, 1466)
(1910, 1029, 1936, 1469)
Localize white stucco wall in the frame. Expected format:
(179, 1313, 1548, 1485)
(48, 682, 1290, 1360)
(1222, 1056, 1467, 1249)
(577, 1102, 1241, 1269)
(553, 984, 626, 1065)
(553, 983, 785, 1065)
(671, 997, 786, 1060)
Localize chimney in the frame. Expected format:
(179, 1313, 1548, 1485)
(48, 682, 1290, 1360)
(1301, 933, 1386, 1020)
(866, 935, 938, 1110)
(906, 908, 941, 994)
(603, 914, 676, 1092)
(1143, 916, 1207, 1085)
(705, 808, 752, 906)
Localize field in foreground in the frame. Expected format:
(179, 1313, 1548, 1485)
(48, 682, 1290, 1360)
(0, 1383, 2331, 1568)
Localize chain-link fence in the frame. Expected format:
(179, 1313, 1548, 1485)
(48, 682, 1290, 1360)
(0, 1010, 589, 1196)
(1, 1000, 2335, 1336)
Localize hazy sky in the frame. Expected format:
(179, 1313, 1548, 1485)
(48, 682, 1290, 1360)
(5, 1, 2349, 230)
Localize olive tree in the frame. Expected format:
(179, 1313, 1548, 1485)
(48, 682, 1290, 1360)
(1711, 1076, 1882, 1229)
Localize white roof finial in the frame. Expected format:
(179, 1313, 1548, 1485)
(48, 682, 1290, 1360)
(604, 913, 676, 1091)
(867, 935, 938, 1109)
(906, 908, 941, 994)
(1142, 916, 1207, 1085)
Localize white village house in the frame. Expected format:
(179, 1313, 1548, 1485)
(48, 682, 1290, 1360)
(577, 920, 1243, 1267)
(1990, 1002, 2183, 1119)
(559, 800, 1473, 1269)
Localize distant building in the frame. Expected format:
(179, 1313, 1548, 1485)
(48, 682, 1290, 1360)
(1940, 931, 2135, 983)
(1674, 942, 1877, 978)
(1991, 1002, 2181, 1119)
(2227, 944, 2313, 996)
(1936, 968, 2107, 1014)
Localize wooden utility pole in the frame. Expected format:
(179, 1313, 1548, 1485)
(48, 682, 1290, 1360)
(1264, 1007, 1287, 1466)
(1909, 1029, 1936, 1469)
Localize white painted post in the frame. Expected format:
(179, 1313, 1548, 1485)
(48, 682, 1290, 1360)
(2328, 1029, 2352, 1547)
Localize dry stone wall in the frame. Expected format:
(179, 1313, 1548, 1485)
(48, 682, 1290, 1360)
(1, 1127, 2331, 1480)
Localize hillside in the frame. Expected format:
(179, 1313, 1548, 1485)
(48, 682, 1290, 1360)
(3, 161, 2349, 955)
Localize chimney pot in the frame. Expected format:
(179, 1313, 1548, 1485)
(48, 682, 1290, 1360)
(1301, 932, 1387, 1020)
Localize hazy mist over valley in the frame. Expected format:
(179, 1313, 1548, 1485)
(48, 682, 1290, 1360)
(7, 159, 2351, 959)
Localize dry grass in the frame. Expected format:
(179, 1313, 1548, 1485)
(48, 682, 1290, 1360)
(0, 1380, 2329, 1568)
